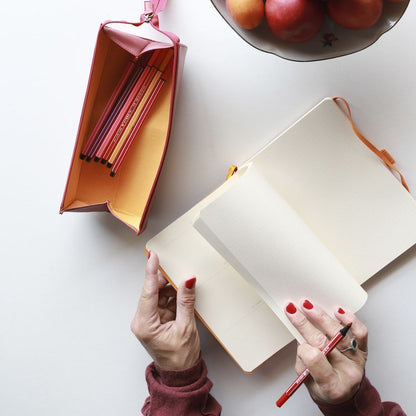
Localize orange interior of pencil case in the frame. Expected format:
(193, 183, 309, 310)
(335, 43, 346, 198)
(63, 31, 174, 228)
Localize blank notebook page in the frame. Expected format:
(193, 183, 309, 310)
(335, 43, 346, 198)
(249, 98, 416, 283)
(194, 163, 368, 341)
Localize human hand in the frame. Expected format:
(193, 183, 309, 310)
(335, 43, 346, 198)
(285, 300, 368, 404)
(131, 251, 201, 371)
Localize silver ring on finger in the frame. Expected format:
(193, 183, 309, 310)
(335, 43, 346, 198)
(340, 338, 358, 353)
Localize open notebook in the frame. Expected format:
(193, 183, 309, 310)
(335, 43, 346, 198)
(146, 97, 416, 373)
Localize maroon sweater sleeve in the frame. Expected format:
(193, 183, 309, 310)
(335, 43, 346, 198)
(142, 358, 222, 416)
(315, 376, 407, 416)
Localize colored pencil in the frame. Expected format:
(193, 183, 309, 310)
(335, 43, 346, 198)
(99, 63, 158, 162)
(86, 63, 145, 161)
(109, 59, 174, 177)
(106, 49, 173, 169)
(80, 57, 138, 159)
(93, 49, 162, 162)
(276, 323, 352, 408)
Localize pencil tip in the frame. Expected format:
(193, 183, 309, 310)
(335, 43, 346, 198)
(93, 157, 100, 162)
(100, 159, 107, 165)
(80, 154, 86, 160)
(86, 156, 92, 162)
(340, 323, 352, 337)
(107, 163, 113, 169)
(110, 172, 115, 177)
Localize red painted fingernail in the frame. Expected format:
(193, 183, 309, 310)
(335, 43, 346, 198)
(286, 302, 297, 314)
(185, 277, 196, 289)
(147, 251, 151, 259)
(303, 299, 313, 310)
(338, 307, 345, 314)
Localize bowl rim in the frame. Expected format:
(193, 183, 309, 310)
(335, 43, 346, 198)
(210, 0, 410, 62)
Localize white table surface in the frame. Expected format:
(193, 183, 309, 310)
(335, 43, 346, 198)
(1, 1, 416, 415)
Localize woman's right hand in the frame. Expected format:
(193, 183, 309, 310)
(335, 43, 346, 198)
(285, 300, 368, 404)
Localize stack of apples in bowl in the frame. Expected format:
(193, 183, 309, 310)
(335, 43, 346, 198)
(211, 0, 409, 61)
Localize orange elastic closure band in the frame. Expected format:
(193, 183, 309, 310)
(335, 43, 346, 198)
(333, 97, 409, 192)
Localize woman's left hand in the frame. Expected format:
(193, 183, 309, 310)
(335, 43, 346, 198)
(131, 251, 201, 371)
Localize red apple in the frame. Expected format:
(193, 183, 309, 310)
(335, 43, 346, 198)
(327, 0, 383, 30)
(265, 0, 324, 43)
(226, 0, 265, 30)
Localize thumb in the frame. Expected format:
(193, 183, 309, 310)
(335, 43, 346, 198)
(136, 251, 160, 321)
(176, 277, 197, 326)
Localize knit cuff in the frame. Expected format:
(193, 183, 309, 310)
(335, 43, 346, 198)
(152, 358, 205, 388)
(314, 376, 382, 416)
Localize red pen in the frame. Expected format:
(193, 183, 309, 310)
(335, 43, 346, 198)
(109, 59, 174, 176)
(80, 56, 139, 160)
(276, 322, 352, 408)
(92, 49, 162, 161)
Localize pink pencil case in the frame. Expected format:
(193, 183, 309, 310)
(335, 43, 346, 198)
(60, 0, 186, 234)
